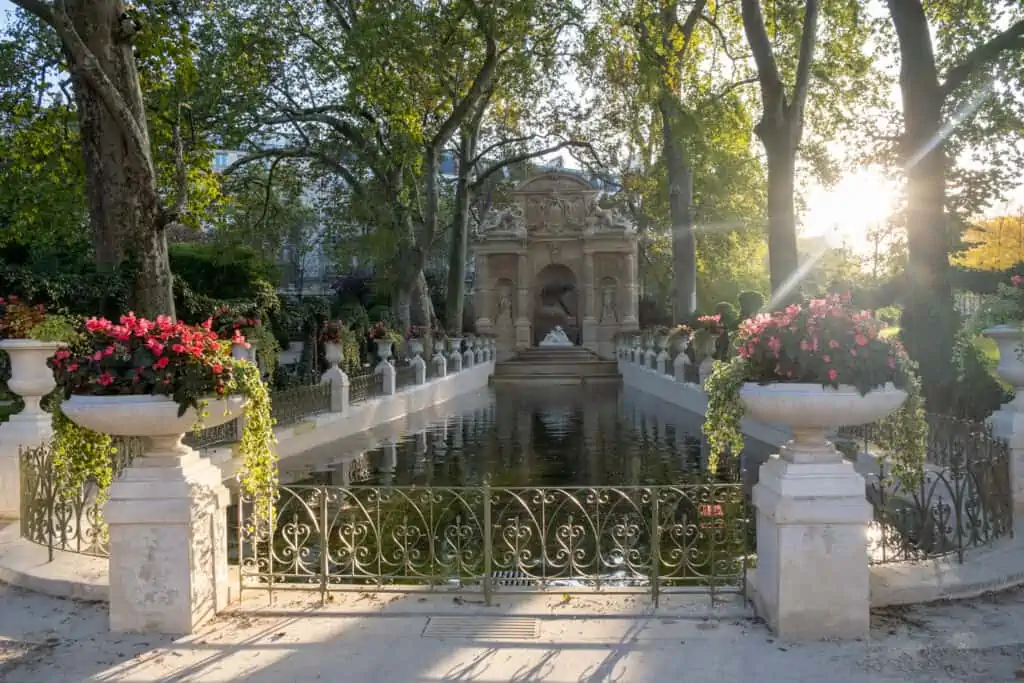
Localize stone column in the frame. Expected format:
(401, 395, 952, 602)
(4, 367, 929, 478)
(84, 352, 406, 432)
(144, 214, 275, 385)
(514, 251, 532, 348)
(622, 249, 639, 329)
(474, 253, 493, 333)
(751, 446, 873, 640)
(321, 365, 350, 413)
(582, 250, 598, 351)
(105, 446, 230, 634)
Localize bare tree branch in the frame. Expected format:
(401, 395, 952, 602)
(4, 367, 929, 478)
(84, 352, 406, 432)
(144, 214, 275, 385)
(470, 141, 592, 192)
(677, 0, 709, 60)
(939, 19, 1024, 99)
(223, 147, 363, 195)
(164, 104, 189, 225)
(472, 135, 537, 166)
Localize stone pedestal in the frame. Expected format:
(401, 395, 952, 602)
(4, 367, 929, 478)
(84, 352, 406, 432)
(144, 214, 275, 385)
(375, 360, 396, 394)
(989, 406, 1024, 512)
(321, 366, 350, 413)
(751, 453, 872, 640)
(105, 448, 230, 635)
(673, 352, 691, 383)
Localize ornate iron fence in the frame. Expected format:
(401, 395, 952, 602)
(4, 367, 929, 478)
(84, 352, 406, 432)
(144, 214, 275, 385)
(395, 363, 418, 391)
(837, 413, 1013, 564)
(20, 436, 142, 559)
(183, 418, 239, 450)
(348, 372, 381, 405)
(270, 382, 332, 428)
(237, 483, 752, 604)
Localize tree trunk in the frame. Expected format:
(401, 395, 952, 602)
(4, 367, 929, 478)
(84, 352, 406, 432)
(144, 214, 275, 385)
(445, 126, 477, 334)
(659, 91, 697, 321)
(762, 140, 800, 299)
(888, 0, 956, 411)
(64, 0, 175, 318)
(413, 270, 436, 328)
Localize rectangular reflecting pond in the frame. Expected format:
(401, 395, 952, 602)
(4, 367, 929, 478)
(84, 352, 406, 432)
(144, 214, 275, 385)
(277, 384, 776, 492)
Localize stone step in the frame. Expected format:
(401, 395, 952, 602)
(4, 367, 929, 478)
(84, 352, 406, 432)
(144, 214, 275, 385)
(493, 363, 619, 377)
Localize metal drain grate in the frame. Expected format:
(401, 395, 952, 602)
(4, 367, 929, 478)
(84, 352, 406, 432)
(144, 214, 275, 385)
(422, 616, 540, 640)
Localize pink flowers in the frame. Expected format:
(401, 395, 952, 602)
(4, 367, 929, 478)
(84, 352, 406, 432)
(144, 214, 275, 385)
(1012, 275, 1023, 288)
(733, 293, 906, 389)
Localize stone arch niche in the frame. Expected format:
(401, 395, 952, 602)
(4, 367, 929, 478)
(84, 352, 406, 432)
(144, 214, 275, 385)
(473, 171, 639, 359)
(534, 263, 578, 345)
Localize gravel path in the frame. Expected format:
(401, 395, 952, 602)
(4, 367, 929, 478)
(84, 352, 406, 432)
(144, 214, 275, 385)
(2, 583, 1024, 682)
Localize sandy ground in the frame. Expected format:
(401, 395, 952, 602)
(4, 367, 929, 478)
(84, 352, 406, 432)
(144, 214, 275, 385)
(2, 583, 1024, 682)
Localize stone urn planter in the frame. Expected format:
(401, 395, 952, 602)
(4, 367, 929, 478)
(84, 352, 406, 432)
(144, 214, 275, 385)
(407, 338, 425, 360)
(449, 337, 463, 354)
(984, 325, 1024, 405)
(324, 341, 344, 369)
(0, 339, 63, 436)
(62, 394, 246, 453)
(740, 382, 907, 462)
(374, 339, 393, 363)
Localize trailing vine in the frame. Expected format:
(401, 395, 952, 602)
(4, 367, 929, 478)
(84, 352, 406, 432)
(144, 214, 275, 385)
(702, 357, 747, 474)
(229, 361, 278, 529)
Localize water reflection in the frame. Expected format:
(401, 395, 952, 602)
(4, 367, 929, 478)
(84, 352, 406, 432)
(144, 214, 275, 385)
(282, 385, 774, 492)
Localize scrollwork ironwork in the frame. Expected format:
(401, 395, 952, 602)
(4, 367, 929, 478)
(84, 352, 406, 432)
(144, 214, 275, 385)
(238, 483, 751, 603)
(837, 413, 1013, 564)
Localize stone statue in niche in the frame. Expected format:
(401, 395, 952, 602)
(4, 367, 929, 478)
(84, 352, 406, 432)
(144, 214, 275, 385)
(599, 282, 618, 323)
(497, 283, 514, 323)
(540, 325, 573, 347)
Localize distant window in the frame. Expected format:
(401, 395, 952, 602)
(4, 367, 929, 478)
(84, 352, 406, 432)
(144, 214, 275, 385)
(214, 152, 229, 171)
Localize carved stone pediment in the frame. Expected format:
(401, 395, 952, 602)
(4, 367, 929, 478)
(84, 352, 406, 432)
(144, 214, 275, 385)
(477, 171, 636, 241)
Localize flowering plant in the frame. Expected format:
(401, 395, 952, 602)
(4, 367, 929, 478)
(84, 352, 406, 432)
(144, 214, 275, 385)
(209, 306, 260, 345)
(407, 325, 428, 340)
(320, 320, 347, 345)
(702, 294, 925, 480)
(0, 296, 77, 342)
(49, 313, 234, 417)
(368, 321, 400, 342)
(696, 314, 723, 334)
(48, 313, 279, 528)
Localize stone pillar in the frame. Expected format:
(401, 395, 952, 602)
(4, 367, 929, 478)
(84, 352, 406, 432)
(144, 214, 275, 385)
(375, 360, 396, 395)
(582, 251, 598, 352)
(105, 447, 230, 634)
(752, 448, 873, 640)
(411, 355, 427, 384)
(622, 250, 639, 329)
(448, 339, 464, 373)
(989, 406, 1024, 514)
(474, 253, 493, 334)
(673, 350, 692, 383)
(462, 344, 475, 369)
(321, 365, 350, 413)
(514, 252, 532, 349)
(432, 349, 448, 377)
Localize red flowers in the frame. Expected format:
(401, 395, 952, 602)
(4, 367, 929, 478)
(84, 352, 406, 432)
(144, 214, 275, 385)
(735, 294, 907, 390)
(1012, 275, 1023, 288)
(50, 313, 236, 411)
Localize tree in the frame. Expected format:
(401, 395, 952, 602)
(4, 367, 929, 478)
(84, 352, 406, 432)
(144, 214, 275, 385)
(220, 0, 584, 332)
(580, 0, 769, 317)
(885, 0, 1024, 409)
(5, 1, 232, 317)
(7, 1, 184, 316)
(957, 211, 1024, 271)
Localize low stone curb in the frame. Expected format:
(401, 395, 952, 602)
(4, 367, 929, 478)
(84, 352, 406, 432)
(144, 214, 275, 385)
(0, 525, 108, 602)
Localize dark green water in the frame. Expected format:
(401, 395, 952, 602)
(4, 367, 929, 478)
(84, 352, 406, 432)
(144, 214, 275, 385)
(280, 385, 773, 491)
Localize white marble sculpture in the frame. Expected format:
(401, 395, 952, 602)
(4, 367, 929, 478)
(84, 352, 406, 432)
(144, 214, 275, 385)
(539, 325, 573, 347)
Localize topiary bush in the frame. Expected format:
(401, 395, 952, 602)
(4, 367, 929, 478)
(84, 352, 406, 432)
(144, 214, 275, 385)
(737, 290, 765, 320)
(714, 301, 739, 330)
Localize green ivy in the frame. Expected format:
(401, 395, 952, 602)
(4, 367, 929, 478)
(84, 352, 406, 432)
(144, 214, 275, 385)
(229, 361, 278, 530)
(702, 358, 748, 474)
(50, 408, 116, 509)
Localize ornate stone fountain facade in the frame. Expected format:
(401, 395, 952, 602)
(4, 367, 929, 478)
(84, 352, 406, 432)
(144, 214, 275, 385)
(473, 171, 639, 359)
